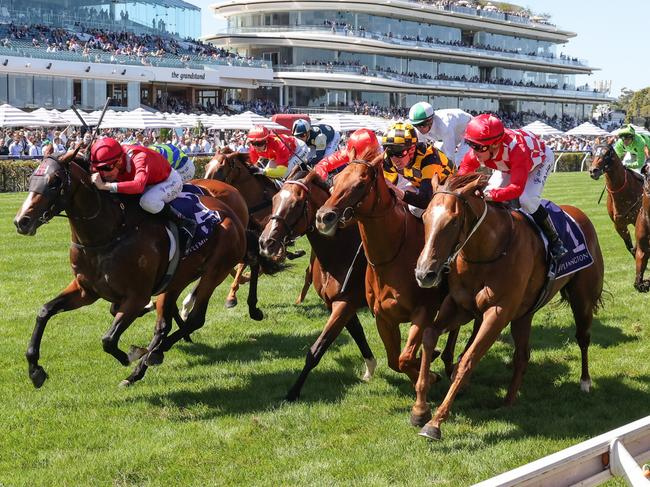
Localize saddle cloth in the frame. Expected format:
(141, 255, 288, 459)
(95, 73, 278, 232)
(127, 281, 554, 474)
(520, 200, 594, 280)
(170, 184, 222, 257)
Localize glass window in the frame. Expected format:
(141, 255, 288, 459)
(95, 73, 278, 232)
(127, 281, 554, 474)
(8, 74, 33, 107)
(34, 76, 53, 107)
(0, 74, 7, 104)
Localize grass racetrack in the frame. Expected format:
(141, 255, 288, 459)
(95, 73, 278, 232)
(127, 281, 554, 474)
(1, 172, 649, 486)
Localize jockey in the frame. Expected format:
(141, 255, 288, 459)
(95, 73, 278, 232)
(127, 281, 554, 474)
(382, 122, 454, 217)
(614, 125, 650, 172)
(460, 113, 568, 261)
(313, 128, 382, 183)
(292, 119, 341, 166)
(148, 143, 195, 182)
(408, 101, 472, 168)
(247, 125, 309, 179)
(90, 137, 197, 238)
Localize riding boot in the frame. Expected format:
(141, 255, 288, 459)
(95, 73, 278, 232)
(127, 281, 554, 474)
(532, 206, 568, 262)
(161, 203, 197, 240)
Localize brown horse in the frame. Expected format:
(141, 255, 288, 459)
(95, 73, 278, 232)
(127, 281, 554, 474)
(633, 177, 650, 291)
(315, 156, 458, 415)
(259, 170, 376, 401)
(589, 143, 643, 256)
(413, 173, 604, 440)
(205, 148, 312, 307)
(14, 152, 248, 387)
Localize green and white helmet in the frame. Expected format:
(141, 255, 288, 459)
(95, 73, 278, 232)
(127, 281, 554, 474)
(408, 102, 434, 126)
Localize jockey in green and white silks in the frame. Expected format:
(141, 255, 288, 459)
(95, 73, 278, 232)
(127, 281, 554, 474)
(148, 143, 195, 182)
(614, 125, 650, 172)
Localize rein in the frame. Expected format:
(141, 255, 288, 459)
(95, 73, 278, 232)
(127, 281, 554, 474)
(268, 180, 313, 245)
(606, 167, 628, 194)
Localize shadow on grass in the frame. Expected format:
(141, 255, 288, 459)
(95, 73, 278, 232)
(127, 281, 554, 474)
(174, 330, 352, 366)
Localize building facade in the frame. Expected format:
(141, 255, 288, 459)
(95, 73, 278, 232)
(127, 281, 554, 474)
(206, 0, 611, 118)
(0, 0, 273, 110)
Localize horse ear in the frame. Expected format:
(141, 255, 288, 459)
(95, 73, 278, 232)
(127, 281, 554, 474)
(431, 173, 442, 191)
(461, 174, 489, 196)
(606, 135, 617, 146)
(370, 153, 384, 166)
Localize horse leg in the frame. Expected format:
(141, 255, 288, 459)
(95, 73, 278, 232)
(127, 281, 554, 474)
(420, 306, 509, 441)
(225, 263, 246, 308)
(615, 220, 635, 257)
(246, 261, 263, 321)
(565, 281, 596, 393)
(26, 280, 98, 388)
(180, 280, 199, 320)
(504, 315, 533, 406)
(285, 301, 357, 401)
(375, 314, 405, 380)
(634, 243, 650, 292)
(449, 318, 482, 382)
(344, 314, 376, 382)
(295, 251, 314, 304)
(102, 296, 151, 366)
(398, 308, 440, 385)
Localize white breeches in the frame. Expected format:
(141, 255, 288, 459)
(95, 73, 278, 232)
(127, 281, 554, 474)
(140, 169, 183, 214)
(486, 146, 554, 214)
(176, 159, 196, 182)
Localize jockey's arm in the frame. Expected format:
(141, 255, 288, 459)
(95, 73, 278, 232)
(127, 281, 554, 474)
(268, 137, 292, 167)
(115, 156, 149, 194)
(613, 139, 626, 159)
(262, 159, 289, 179)
(440, 132, 457, 161)
(489, 155, 531, 202)
(457, 151, 480, 175)
(314, 150, 349, 180)
(402, 179, 433, 209)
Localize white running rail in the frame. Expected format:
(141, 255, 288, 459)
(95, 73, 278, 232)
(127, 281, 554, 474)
(473, 415, 650, 487)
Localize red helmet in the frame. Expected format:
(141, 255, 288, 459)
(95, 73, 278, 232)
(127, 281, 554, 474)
(248, 125, 270, 142)
(90, 137, 123, 169)
(464, 114, 505, 146)
(347, 128, 380, 159)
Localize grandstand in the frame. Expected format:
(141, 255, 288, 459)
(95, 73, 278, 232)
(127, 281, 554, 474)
(0, 0, 274, 111)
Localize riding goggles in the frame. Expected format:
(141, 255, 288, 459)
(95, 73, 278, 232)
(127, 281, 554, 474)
(385, 146, 411, 158)
(249, 139, 268, 147)
(466, 140, 490, 153)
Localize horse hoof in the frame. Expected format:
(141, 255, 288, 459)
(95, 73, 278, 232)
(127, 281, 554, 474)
(30, 366, 48, 388)
(418, 424, 442, 441)
(146, 351, 164, 367)
(127, 345, 148, 364)
(410, 409, 432, 427)
(118, 379, 132, 388)
(362, 357, 377, 382)
(225, 298, 237, 309)
(285, 392, 299, 402)
(249, 308, 264, 321)
(182, 334, 194, 343)
(580, 379, 592, 393)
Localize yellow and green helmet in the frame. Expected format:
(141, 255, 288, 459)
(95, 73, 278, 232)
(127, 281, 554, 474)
(382, 122, 418, 149)
(618, 124, 636, 139)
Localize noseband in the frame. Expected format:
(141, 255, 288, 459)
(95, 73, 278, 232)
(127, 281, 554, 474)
(338, 159, 381, 224)
(431, 189, 488, 272)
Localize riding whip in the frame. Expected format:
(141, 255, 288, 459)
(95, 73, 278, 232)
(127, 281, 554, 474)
(340, 242, 364, 294)
(597, 184, 606, 205)
(271, 129, 310, 168)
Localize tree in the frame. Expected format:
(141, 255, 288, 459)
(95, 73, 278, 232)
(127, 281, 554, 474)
(625, 87, 650, 126)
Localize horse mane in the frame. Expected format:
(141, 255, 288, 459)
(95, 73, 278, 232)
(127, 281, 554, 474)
(302, 170, 331, 194)
(445, 172, 489, 192)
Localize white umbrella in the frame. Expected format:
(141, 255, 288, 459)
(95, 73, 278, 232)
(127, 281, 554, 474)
(209, 111, 285, 131)
(100, 108, 180, 129)
(59, 108, 99, 127)
(521, 120, 563, 137)
(0, 104, 45, 127)
(314, 113, 370, 132)
(563, 122, 610, 137)
(31, 108, 68, 126)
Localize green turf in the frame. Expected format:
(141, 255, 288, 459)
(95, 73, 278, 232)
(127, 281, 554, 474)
(0, 172, 648, 486)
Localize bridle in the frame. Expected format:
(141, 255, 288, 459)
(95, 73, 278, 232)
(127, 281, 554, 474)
(338, 159, 382, 225)
(267, 180, 313, 248)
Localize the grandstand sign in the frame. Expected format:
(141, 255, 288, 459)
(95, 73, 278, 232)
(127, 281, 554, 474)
(171, 70, 207, 81)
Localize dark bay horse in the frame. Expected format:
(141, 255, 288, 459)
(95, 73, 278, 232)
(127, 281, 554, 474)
(205, 148, 312, 308)
(633, 177, 650, 291)
(259, 171, 376, 401)
(14, 153, 247, 387)
(589, 144, 643, 256)
(315, 156, 461, 416)
(414, 173, 604, 440)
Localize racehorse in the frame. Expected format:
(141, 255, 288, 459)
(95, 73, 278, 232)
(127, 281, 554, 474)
(259, 171, 376, 401)
(632, 176, 650, 291)
(14, 151, 248, 387)
(205, 148, 311, 308)
(413, 173, 604, 440)
(315, 156, 464, 414)
(589, 143, 643, 256)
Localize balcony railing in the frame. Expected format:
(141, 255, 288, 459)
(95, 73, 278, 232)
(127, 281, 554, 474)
(221, 26, 587, 67)
(276, 65, 611, 99)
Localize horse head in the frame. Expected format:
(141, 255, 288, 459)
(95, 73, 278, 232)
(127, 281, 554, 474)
(589, 143, 620, 180)
(415, 173, 489, 288)
(315, 154, 385, 237)
(259, 170, 324, 261)
(14, 151, 91, 236)
(205, 148, 249, 184)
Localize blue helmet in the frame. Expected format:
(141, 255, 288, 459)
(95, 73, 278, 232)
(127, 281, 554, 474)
(292, 119, 311, 136)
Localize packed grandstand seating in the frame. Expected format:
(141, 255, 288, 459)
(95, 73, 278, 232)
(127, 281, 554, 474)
(0, 23, 263, 69)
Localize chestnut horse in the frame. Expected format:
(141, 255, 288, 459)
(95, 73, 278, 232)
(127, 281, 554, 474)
(14, 153, 248, 387)
(259, 171, 376, 401)
(414, 173, 604, 440)
(205, 149, 311, 309)
(315, 156, 465, 413)
(632, 176, 650, 291)
(589, 143, 643, 256)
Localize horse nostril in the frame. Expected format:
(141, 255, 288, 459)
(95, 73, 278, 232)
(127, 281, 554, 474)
(322, 211, 337, 225)
(14, 216, 30, 233)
